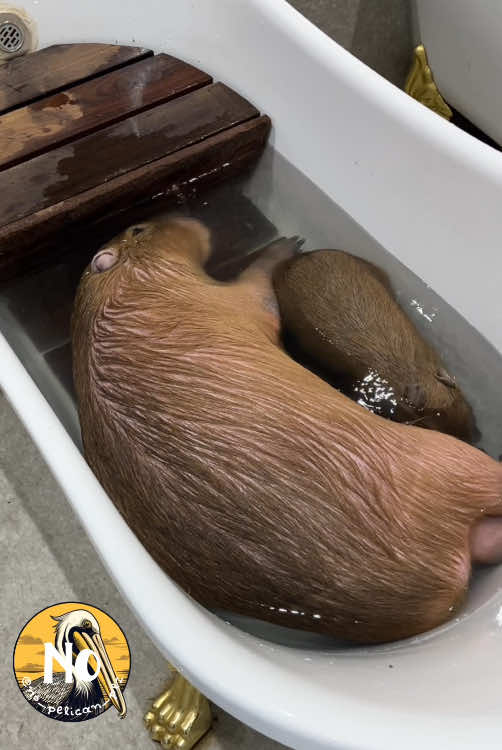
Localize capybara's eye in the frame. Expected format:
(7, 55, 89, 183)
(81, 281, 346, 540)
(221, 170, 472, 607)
(90, 248, 119, 274)
(127, 224, 151, 239)
(436, 368, 457, 388)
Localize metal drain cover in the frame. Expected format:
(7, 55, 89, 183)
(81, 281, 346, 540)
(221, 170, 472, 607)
(0, 21, 24, 53)
(0, 6, 37, 59)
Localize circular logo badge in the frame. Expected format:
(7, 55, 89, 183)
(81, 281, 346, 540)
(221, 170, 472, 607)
(13, 602, 130, 722)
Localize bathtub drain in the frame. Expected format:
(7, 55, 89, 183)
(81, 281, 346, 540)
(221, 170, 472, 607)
(0, 6, 38, 59)
(0, 21, 24, 53)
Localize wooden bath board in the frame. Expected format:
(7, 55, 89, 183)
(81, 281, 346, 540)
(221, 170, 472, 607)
(0, 43, 271, 280)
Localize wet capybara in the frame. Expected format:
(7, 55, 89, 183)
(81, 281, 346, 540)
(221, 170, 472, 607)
(274, 249, 475, 441)
(72, 217, 502, 644)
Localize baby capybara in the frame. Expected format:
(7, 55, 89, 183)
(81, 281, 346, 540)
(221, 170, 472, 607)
(72, 218, 502, 643)
(274, 249, 475, 441)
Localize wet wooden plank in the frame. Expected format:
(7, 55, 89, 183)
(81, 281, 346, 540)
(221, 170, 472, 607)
(0, 54, 212, 171)
(0, 44, 152, 114)
(0, 82, 259, 228)
(0, 116, 271, 280)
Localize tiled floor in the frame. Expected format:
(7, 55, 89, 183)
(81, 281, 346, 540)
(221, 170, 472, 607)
(0, 2, 412, 749)
(288, 0, 413, 86)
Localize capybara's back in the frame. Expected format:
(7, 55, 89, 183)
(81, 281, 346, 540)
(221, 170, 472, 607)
(274, 249, 475, 441)
(72, 218, 502, 644)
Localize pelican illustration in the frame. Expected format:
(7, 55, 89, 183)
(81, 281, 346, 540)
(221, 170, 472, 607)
(21, 609, 127, 722)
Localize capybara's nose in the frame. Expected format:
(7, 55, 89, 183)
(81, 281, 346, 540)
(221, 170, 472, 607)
(91, 247, 119, 273)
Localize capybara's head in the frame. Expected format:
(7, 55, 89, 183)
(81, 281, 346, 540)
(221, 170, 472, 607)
(82, 216, 210, 281)
(396, 362, 476, 441)
(72, 216, 212, 341)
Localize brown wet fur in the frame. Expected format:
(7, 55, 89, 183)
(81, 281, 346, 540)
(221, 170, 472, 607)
(274, 250, 475, 441)
(72, 218, 502, 644)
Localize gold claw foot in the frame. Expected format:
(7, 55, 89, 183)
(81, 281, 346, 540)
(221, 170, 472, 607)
(405, 44, 453, 120)
(144, 666, 212, 749)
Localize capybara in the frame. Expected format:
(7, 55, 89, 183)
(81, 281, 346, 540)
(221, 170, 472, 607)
(274, 249, 475, 441)
(72, 217, 502, 643)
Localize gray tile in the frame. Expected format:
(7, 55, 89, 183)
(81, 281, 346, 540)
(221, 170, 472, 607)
(288, 0, 361, 49)
(351, 0, 413, 87)
(289, 0, 413, 87)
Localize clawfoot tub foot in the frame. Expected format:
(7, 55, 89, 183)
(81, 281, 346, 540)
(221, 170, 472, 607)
(405, 44, 452, 120)
(144, 665, 213, 749)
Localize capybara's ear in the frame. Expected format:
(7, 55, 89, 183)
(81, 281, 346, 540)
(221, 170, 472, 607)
(124, 223, 153, 241)
(90, 247, 120, 273)
(436, 368, 457, 388)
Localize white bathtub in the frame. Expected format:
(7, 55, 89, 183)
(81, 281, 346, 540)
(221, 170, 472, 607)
(2, 2, 502, 748)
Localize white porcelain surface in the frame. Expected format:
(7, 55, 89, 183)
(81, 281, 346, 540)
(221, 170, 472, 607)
(416, 0, 502, 145)
(2, 2, 502, 749)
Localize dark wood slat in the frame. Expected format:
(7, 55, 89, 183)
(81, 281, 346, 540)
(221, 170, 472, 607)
(0, 54, 212, 171)
(0, 83, 259, 228)
(0, 117, 271, 280)
(0, 44, 152, 114)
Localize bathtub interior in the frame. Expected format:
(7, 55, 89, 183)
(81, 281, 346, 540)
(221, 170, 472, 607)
(3, 0, 502, 746)
(2, 142, 502, 649)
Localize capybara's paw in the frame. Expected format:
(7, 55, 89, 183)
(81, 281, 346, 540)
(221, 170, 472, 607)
(265, 235, 305, 261)
(235, 237, 305, 325)
(246, 236, 305, 278)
